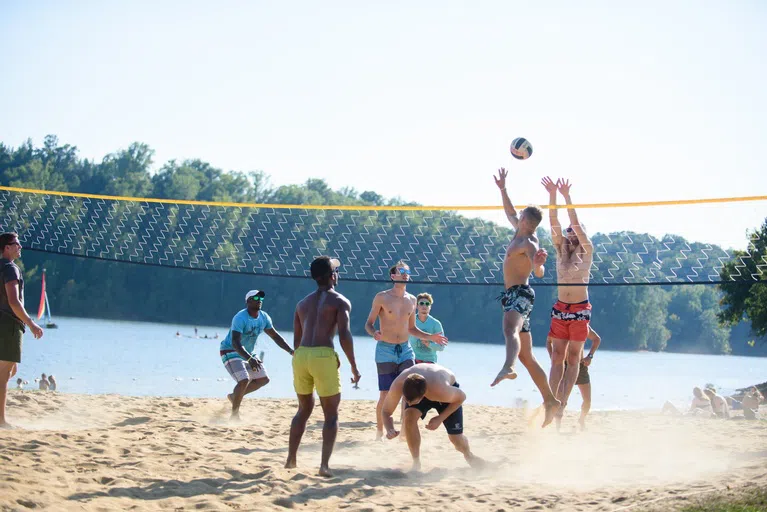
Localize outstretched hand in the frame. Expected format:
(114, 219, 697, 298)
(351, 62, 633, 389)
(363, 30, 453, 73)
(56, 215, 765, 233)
(557, 178, 572, 196)
(541, 176, 557, 194)
(533, 248, 548, 267)
(494, 168, 508, 190)
(430, 333, 448, 346)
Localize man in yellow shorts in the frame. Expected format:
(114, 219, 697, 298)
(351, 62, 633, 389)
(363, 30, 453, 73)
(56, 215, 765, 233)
(285, 256, 361, 477)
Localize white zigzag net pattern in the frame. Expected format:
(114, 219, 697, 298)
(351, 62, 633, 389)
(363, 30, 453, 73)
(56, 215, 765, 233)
(1, 189, 764, 284)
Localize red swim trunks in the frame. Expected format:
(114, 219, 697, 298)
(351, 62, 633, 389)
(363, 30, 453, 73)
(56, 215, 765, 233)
(548, 300, 592, 342)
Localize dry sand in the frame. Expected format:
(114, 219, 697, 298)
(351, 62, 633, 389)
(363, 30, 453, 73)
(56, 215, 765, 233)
(1, 391, 765, 511)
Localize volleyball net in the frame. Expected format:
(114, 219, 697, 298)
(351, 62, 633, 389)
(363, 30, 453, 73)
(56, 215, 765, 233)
(1, 185, 765, 286)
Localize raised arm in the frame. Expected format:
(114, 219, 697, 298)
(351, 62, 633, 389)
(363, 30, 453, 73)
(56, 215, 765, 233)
(337, 299, 361, 385)
(542, 176, 563, 247)
(494, 168, 519, 230)
(364, 294, 383, 340)
(557, 179, 592, 253)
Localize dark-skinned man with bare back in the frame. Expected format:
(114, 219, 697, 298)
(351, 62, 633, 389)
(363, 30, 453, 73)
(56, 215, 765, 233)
(285, 256, 361, 477)
(541, 177, 594, 426)
(490, 168, 561, 428)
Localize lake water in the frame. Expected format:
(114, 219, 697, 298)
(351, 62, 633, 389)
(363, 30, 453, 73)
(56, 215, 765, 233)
(15, 317, 767, 411)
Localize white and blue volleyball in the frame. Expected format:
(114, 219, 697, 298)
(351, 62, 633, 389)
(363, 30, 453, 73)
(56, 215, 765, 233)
(510, 137, 533, 160)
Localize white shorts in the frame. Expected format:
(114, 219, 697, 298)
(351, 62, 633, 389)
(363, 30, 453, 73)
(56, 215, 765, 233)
(223, 357, 268, 383)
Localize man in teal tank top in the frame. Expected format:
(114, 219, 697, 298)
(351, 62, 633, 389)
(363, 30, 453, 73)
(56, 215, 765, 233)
(409, 293, 445, 364)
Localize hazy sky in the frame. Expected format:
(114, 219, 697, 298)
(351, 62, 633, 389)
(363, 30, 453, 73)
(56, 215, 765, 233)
(2, 0, 766, 250)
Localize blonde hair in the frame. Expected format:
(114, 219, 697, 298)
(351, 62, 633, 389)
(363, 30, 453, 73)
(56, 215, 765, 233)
(416, 293, 433, 305)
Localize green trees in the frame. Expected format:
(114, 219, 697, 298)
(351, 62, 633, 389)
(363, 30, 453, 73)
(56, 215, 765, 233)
(1, 135, 764, 355)
(718, 218, 767, 343)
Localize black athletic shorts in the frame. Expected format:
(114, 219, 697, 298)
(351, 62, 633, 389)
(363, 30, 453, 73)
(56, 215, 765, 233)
(406, 382, 463, 435)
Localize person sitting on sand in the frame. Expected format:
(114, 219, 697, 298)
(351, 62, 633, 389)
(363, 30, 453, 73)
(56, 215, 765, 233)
(15, 378, 22, 390)
(703, 388, 729, 419)
(47, 374, 56, 391)
(381, 363, 485, 472)
(39, 373, 49, 391)
(661, 387, 711, 416)
(728, 387, 764, 420)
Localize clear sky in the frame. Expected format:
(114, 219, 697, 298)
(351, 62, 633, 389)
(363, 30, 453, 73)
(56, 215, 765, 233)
(2, 0, 766, 250)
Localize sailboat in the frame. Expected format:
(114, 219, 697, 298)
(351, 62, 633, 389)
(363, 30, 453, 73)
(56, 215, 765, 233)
(37, 269, 58, 329)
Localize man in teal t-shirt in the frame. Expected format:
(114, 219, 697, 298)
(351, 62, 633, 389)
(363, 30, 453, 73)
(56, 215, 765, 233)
(409, 293, 445, 364)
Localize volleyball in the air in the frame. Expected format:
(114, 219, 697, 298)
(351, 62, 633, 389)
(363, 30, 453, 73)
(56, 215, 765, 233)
(510, 137, 533, 160)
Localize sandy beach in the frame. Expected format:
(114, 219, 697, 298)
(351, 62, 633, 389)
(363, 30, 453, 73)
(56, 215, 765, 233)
(1, 391, 765, 511)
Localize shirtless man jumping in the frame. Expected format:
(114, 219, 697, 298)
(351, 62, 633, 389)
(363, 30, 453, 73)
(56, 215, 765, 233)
(542, 177, 594, 424)
(365, 260, 448, 440)
(490, 168, 560, 428)
(381, 363, 484, 472)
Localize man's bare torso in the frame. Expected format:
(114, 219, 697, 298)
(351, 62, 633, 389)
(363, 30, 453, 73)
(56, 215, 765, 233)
(503, 234, 538, 289)
(376, 290, 416, 343)
(297, 289, 348, 348)
(555, 244, 593, 303)
(397, 364, 457, 402)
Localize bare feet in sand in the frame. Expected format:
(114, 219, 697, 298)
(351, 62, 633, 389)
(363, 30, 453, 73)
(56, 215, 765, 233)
(466, 454, 486, 469)
(578, 416, 586, 431)
(541, 399, 562, 428)
(409, 459, 422, 473)
(284, 458, 297, 469)
(318, 465, 333, 477)
(490, 366, 517, 387)
(375, 430, 384, 442)
(0, 422, 16, 430)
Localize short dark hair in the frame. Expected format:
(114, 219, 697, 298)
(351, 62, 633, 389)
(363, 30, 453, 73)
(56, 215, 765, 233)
(402, 374, 427, 402)
(0, 232, 19, 252)
(310, 255, 340, 282)
(521, 206, 543, 226)
(389, 260, 409, 275)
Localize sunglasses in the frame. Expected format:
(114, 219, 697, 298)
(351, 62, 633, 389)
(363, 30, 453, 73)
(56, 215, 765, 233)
(417, 301, 431, 306)
(397, 267, 411, 275)
(248, 296, 264, 302)
(565, 227, 574, 233)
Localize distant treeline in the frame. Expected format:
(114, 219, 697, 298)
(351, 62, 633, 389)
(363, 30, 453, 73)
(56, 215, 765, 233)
(2, 136, 765, 356)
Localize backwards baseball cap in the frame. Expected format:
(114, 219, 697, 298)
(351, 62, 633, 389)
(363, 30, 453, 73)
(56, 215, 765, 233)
(310, 256, 341, 279)
(245, 289, 266, 301)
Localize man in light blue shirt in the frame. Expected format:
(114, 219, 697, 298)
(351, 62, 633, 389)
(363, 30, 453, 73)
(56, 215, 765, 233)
(409, 293, 445, 364)
(219, 289, 293, 420)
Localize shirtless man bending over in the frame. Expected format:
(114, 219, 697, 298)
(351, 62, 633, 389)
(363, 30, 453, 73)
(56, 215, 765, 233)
(542, 177, 594, 423)
(490, 168, 560, 428)
(365, 260, 448, 440)
(381, 363, 484, 472)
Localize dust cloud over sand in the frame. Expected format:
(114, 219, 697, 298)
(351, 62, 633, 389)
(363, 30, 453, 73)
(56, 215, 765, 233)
(1, 392, 765, 511)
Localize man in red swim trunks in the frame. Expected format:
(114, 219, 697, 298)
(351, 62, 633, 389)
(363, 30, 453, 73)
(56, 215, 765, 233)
(541, 177, 594, 423)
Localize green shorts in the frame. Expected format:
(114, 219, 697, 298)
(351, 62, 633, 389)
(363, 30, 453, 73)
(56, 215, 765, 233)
(0, 313, 24, 363)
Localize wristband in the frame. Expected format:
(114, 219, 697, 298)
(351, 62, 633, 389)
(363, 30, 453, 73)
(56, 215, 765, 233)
(586, 354, 593, 359)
